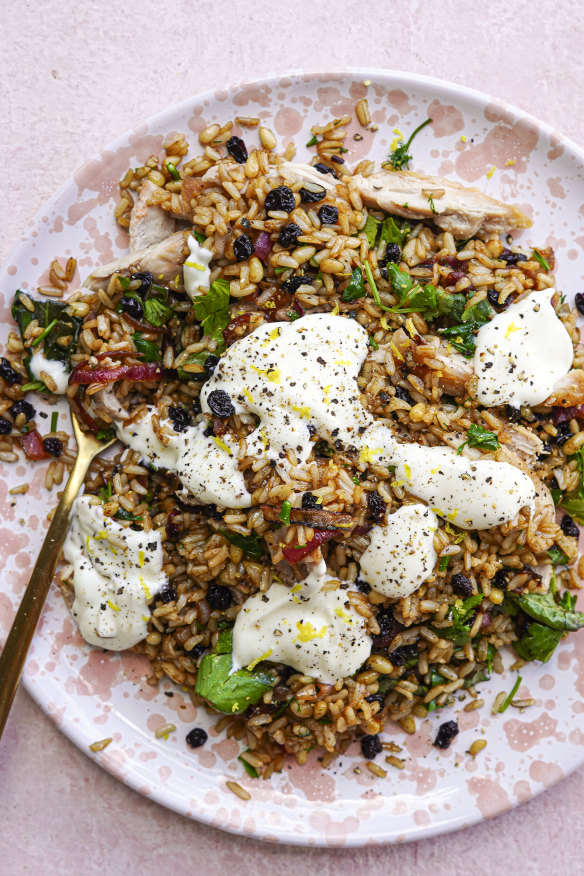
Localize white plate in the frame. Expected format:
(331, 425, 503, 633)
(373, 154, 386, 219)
(1, 69, 584, 847)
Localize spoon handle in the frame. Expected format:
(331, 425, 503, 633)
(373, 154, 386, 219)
(0, 447, 92, 739)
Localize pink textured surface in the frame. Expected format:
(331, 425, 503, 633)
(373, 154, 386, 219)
(2, 0, 584, 871)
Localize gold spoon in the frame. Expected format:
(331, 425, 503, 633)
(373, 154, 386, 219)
(0, 412, 115, 739)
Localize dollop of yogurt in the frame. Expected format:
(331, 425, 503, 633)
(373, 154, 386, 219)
(29, 349, 69, 393)
(473, 288, 573, 407)
(232, 560, 372, 683)
(183, 234, 212, 299)
(359, 504, 439, 598)
(63, 496, 167, 650)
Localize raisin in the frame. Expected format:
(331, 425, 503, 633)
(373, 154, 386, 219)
(207, 389, 235, 417)
(186, 727, 208, 749)
(11, 400, 35, 421)
(360, 734, 382, 760)
(264, 185, 296, 214)
(278, 223, 302, 248)
(492, 569, 510, 589)
(226, 136, 248, 164)
(233, 233, 254, 262)
(450, 573, 473, 597)
(121, 296, 143, 319)
(301, 492, 319, 509)
(367, 491, 386, 523)
(505, 405, 521, 423)
(356, 578, 371, 594)
(204, 503, 223, 521)
(43, 437, 63, 457)
(499, 249, 527, 265)
(555, 422, 572, 445)
(158, 584, 177, 604)
(129, 271, 153, 293)
(206, 584, 232, 610)
(204, 355, 220, 379)
(487, 288, 514, 310)
(537, 442, 552, 460)
(433, 720, 459, 749)
(365, 693, 386, 711)
(383, 243, 401, 265)
(192, 396, 202, 415)
(313, 162, 338, 179)
(561, 514, 580, 539)
(394, 386, 414, 405)
(299, 184, 327, 204)
(282, 275, 309, 294)
(165, 511, 183, 540)
(168, 406, 192, 432)
(0, 357, 22, 385)
(388, 644, 418, 667)
(318, 205, 339, 225)
(373, 607, 404, 650)
(0, 417, 12, 435)
(575, 293, 584, 315)
(190, 643, 207, 659)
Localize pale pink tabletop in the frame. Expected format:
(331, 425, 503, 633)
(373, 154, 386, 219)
(2, 1, 584, 872)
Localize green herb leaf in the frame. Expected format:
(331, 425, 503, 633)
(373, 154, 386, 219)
(166, 162, 181, 181)
(116, 508, 143, 522)
(438, 321, 482, 357)
(548, 545, 570, 567)
(387, 263, 413, 299)
(220, 528, 266, 560)
(98, 480, 113, 502)
(194, 630, 275, 714)
(532, 249, 551, 271)
(364, 260, 392, 312)
(192, 230, 206, 245)
(462, 669, 489, 689)
(513, 622, 564, 663)
(514, 590, 584, 632)
(341, 267, 365, 302)
(457, 423, 500, 455)
(20, 380, 46, 392)
(427, 193, 437, 214)
(306, 135, 318, 147)
(132, 332, 162, 362)
(280, 500, 292, 526)
(12, 291, 82, 368)
(286, 310, 301, 322)
(96, 427, 116, 442)
(143, 297, 174, 327)
(387, 117, 433, 171)
(438, 556, 450, 573)
(368, 335, 379, 350)
(238, 753, 259, 778)
(176, 350, 210, 381)
(191, 278, 231, 352)
(361, 215, 380, 247)
(462, 299, 493, 325)
(380, 215, 411, 248)
(436, 594, 483, 645)
(558, 493, 584, 523)
(50, 411, 58, 432)
(498, 673, 522, 713)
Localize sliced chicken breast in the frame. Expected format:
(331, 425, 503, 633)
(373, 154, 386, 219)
(129, 180, 176, 254)
(85, 231, 188, 290)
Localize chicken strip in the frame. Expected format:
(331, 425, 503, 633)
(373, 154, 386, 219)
(84, 231, 188, 290)
(129, 180, 176, 254)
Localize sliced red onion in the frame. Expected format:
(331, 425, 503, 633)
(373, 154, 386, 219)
(553, 405, 584, 424)
(70, 361, 163, 386)
(254, 231, 272, 260)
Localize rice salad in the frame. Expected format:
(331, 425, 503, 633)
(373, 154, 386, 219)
(2, 111, 584, 779)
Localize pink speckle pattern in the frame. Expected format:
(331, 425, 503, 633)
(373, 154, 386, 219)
(1, 69, 584, 847)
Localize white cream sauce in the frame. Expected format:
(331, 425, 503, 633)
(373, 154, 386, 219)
(474, 288, 573, 407)
(359, 504, 439, 598)
(63, 496, 167, 650)
(232, 560, 372, 683)
(183, 235, 212, 299)
(29, 350, 69, 393)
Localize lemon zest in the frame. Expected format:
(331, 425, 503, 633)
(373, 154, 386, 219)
(293, 621, 327, 643)
(505, 321, 522, 338)
(291, 404, 311, 419)
(212, 436, 232, 455)
(107, 600, 120, 612)
(246, 649, 273, 671)
(359, 445, 383, 464)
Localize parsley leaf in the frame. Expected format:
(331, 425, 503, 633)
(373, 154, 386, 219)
(341, 267, 365, 302)
(191, 278, 231, 352)
(388, 118, 433, 171)
(532, 249, 551, 271)
(220, 528, 266, 560)
(132, 332, 162, 362)
(143, 296, 174, 327)
(457, 424, 500, 455)
(379, 215, 411, 248)
(176, 350, 210, 380)
(462, 299, 493, 324)
(435, 594, 483, 645)
(194, 628, 275, 714)
(548, 545, 570, 567)
(438, 321, 482, 357)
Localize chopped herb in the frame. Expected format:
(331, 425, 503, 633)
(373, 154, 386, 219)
(462, 299, 493, 325)
(50, 412, 58, 432)
(507, 589, 584, 662)
(361, 215, 380, 247)
(219, 528, 266, 560)
(455, 237, 472, 252)
(117, 275, 132, 290)
(556, 447, 584, 523)
(427, 193, 437, 214)
(96, 427, 116, 442)
(98, 480, 113, 502)
(191, 278, 231, 353)
(438, 556, 450, 573)
(238, 752, 259, 778)
(497, 673, 522, 713)
(12, 291, 82, 368)
(192, 230, 206, 245)
(457, 424, 500, 455)
(548, 545, 570, 567)
(438, 321, 482, 357)
(388, 117, 433, 171)
(532, 249, 551, 271)
(306, 134, 318, 147)
(280, 500, 292, 526)
(20, 380, 45, 392)
(341, 267, 365, 302)
(194, 628, 275, 714)
(143, 296, 174, 327)
(386, 263, 438, 314)
(31, 318, 58, 348)
(273, 267, 288, 275)
(380, 215, 411, 248)
(364, 260, 390, 311)
(314, 440, 334, 458)
(166, 162, 181, 180)
(436, 594, 483, 645)
(368, 335, 379, 350)
(176, 349, 210, 380)
(116, 508, 143, 522)
(462, 669, 489, 689)
(286, 309, 302, 321)
(351, 475, 360, 485)
(132, 332, 162, 362)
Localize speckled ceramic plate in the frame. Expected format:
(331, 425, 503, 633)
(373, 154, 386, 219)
(1, 69, 584, 847)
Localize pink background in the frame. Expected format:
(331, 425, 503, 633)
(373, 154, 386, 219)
(2, 1, 584, 872)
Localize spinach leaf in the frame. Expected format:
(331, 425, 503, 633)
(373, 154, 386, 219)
(341, 267, 365, 302)
(191, 278, 231, 352)
(132, 332, 162, 362)
(388, 118, 433, 171)
(219, 528, 266, 560)
(514, 590, 584, 632)
(194, 628, 275, 714)
(385, 264, 439, 315)
(513, 623, 564, 663)
(436, 594, 483, 645)
(12, 291, 82, 366)
(379, 215, 411, 248)
(556, 448, 584, 523)
(457, 424, 500, 455)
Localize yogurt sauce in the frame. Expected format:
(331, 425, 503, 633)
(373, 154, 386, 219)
(183, 235, 212, 299)
(232, 559, 372, 683)
(29, 349, 69, 393)
(359, 504, 439, 598)
(63, 496, 168, 650)
(474, 288, 573, 406)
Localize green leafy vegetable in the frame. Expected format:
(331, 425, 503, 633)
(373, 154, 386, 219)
(132, 332, 162, 362)
(381, 215, 411, 248)
(361, 215, 380, 247)
(462, 299, 493, 325)
(194, 628, 275, 714)
(192, 230, 206, 245)
(513, 623, 564, 663)
(548, 545, 570, 567)
(555, 447, 584, 523)
(12, 291, 82, 367)
(368, 335, 379, 350)
(280, 500, 292, 526)
(532, 249, 550, 271)
(514, 590, 584, 632)
(166, 161, 181, 181)
(388, 118, 433, 171)
(191, 278, 231, 352)
(498, 673, 522, 713)
(220, 528, 266, 560)
(436, 594, 483, 645)
(96, 427, 116, 442)
(386, 264, 438, 314)
(341, 267, 365, 302)
(176, 350, 210, 380)
(238, 753, 259, 778)
(143, 296, 174, 327)
(457, 424, 500, 455)
(306, 134, 318, 147)
(438, 321, 482, 357)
